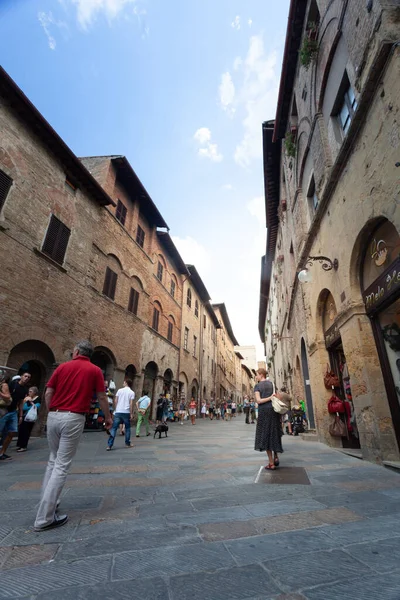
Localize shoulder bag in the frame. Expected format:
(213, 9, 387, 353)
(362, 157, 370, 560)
(329, 415, 347, 437)
(324, 364, 340, 389)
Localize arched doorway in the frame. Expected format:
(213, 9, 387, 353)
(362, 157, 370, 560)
(125, 364, 137, 387)
(300, 338, 315, 429)
(144, 361, 158, 404)
(163, 368, 173, 394)
(7, 340, 55, 393)
(91, 347, 115, 381)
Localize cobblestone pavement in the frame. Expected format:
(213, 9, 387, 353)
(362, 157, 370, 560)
(1, 416, 400, 599)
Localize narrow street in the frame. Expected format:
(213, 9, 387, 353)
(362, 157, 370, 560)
(1, 417, 400, 599)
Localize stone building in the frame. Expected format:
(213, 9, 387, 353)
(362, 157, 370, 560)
(179, 265, 220, 411)
(0, 68, 185, 419)
(259, 0, 400, 463)
(235, 345, 257, 372)
(212, 304, 240, 402)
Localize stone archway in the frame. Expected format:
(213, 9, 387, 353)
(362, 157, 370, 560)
(163, 368, 173, 394)
(7, 340, 56, 393)
(144, 361, 158, 408)
(124, 364, 137, 388)
(91, 346, 116, 381)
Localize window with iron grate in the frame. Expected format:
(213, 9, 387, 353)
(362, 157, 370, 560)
(42, 215, 71, 265)
(195, 300, 199, 318)
(157, 261, 163, 282)
(0, 170, 12, 213)
(103, 266, 118, 300)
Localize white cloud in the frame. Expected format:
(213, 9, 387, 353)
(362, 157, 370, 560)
(70, 0, 144, 29)
(172, 236, 210, 277)
(193, 127, 211, 145)
(248, 18, 253, 27)
(218, 72, 235, 117)
(233, 35, 279, 168)
(231, 15, 241, 30)
(38, 11, 68, 50)
(221, 184, 234, 191)
(193, 128, 223, 162)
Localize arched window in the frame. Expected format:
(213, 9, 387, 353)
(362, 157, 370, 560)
(170, 274, 177, 298)
(187, 288, 192, 308)
(152, 301, 162, 332)
(195, 300, 199, 318)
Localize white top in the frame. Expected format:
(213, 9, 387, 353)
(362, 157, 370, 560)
(138, 395, 151, 410)
(115, 387, 135, 413)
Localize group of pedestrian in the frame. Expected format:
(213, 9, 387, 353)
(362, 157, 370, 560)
(0, 370, 41, 460)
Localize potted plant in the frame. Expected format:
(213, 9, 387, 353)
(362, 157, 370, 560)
(284, 131, 296, 158)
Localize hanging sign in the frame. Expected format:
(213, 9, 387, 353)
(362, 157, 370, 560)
(363, 257, 400, 313)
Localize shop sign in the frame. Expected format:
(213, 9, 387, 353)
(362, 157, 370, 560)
(325, 322, 340, 347)
(363, 257, 400, 313)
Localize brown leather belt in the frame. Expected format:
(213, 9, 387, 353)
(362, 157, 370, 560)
(49, 409, 86, 415)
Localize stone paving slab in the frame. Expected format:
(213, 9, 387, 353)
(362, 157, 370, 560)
(344, 536, 400, 573)
(0, 555, 111, 599)
(263, 549, 372, 592)
(112, 541, 236, 580)
(302, 572, 400, 600)
(168, 564, 281, 600)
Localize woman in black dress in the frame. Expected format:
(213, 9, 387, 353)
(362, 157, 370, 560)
(254, 368, 283, 470)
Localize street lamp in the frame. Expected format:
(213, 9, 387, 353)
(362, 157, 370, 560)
(298, 255, 338, 284)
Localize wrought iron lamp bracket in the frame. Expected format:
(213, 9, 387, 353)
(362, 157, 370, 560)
(306, 256, 339, 271)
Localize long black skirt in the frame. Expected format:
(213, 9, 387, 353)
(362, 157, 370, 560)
(255, 403, 283, 453)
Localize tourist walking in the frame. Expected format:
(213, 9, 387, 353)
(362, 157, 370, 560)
(243, 396, 250, 424)
(250, 399, 256, 424)
(231, 400, 237, 417)
(189, 397, 197, 425)
(136, 391, 151, 437)
(254, 368, 283, 470)
(220, 401, 225, 421)
(178, 399, 186, 424)
(34, 340, 112, 531)
(201, 401, 207, 419)
(16, 386, 41, 452)
(156, 394, 164, 424)
(209, 402, 215, 420)
(0, 372, 31, 461)
(107, 379, 135, 450)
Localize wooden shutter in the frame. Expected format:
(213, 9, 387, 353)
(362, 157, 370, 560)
(136, 225, 145, 248)
(0, 170, 12, 212)
(42, 215, 71, 265)
(157, 262, 163, 281)
(171, 280, 176, 297)
(116, 200, 127, 225)
(152, 307, 160, 331)
(103, 267, 117, 300)
(167, 321, 173, 342)
(128, 288, 139, 315)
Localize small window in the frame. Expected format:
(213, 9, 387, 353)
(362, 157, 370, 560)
(0, 170, 13, 213)
(184, 327, 189, 350)
(115, 199, 127, 226)
(136, 225, 145, 248)
(128, 288, 139, 315)
(307, 176, 319, 213)
(42, 215, 71, 265)
(157, 261, 163, 282)
(335, 74, 357, 136)
(195, 300, 199, 318)
(193, 335, 197, 357)
(203, 315, 207, 329)
(152, 307, 160, 331)
(65, 176, 78, 192)
(167, 321, 173, 342)
(187, 288, 192, 308)
(103, 266, 118, 300)
(170, 279, 176, 298)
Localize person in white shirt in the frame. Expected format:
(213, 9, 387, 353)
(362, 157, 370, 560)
(106, 379, 135, 450)
(136, 390, 151, 437)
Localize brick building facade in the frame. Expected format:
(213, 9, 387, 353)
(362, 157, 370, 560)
(213, 304, 240, 403)
(0, 66, 250, 425)
(259, 0, 400, 462)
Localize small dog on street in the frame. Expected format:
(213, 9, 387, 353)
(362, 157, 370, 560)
(154, 424, 168, 439)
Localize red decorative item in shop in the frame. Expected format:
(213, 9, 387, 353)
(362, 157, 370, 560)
(328, 394, 345, 414)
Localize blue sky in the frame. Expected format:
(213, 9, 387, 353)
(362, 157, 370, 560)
(0, 0, 290, 359)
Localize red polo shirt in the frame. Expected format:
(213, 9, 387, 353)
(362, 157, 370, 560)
(47, 356, 105, 413)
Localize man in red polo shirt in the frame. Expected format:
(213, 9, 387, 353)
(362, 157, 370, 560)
(34, 340, 113, 531)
